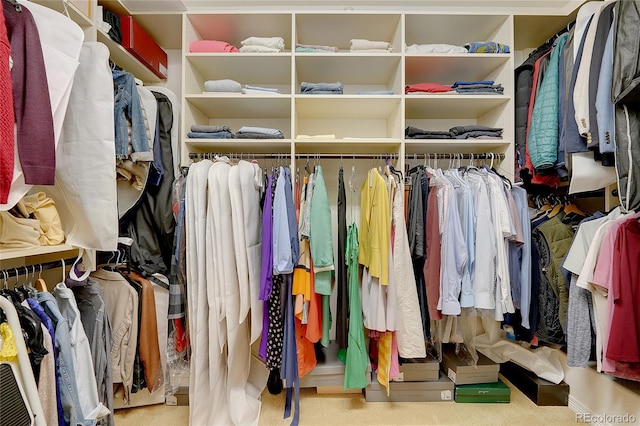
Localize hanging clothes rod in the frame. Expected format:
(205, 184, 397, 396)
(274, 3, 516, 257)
(188, 152, 505, 160)
(1, 257, 76, 281)
(405, 153, 505, 160)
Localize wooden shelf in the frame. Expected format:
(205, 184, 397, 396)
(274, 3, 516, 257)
(405, 95, 510, 119)
(186, 95, 291, 118)
(187, 139, 292, 154)
(295, 139, 401, 154)
(295, 96, 401, 118)
(405, 54, 510, 85)
(186, 53, 292, 88)
(404, 139, 512, 154)
(0, 245, 78, 263)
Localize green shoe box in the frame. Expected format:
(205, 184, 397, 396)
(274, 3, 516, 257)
(454, 378, 511, 403)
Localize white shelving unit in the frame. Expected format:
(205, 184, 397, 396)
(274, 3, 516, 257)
(179, 10, 515, 179)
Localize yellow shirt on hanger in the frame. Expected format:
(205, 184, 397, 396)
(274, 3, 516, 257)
(359, 168, 390, 285)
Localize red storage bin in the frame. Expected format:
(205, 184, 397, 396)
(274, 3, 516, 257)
(120, 16, 168, 79)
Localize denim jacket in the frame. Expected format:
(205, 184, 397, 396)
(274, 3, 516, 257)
(112, 70, 152, 161)
(37, 292, 96, 426)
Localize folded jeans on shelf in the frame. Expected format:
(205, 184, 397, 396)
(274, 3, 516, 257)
(451, 80, 495, 88)
(187, 131, 234, 139)
(190, 124, 233, 133)
(454, 131, 503, 139)
(235, 132, 284, 139)
(300, 81, 344, 93)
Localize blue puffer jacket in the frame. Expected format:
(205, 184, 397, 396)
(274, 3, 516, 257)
(528, 33, 569, 172)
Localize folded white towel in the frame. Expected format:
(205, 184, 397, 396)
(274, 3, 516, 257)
(239, 45, 281, 53)
(350, 38, 393, 51)
(241, 36, 285, 51)
(405, 43, 468, 54)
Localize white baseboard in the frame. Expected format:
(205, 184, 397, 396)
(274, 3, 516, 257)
(569, 395, 608, 426)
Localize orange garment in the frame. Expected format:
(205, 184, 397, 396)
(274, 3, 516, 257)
(375, 331, 393, 396)
(295, 318, 316, 378)
(124, 270, 164, 393)
(305, 257, 323, 343)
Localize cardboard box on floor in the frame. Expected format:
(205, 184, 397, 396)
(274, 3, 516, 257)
(500, 361, 569, 406)
(440, 345, 500, 385)
(455, 378, 511, 403)
(365, 372, 455, 402)
(396, 356, 440, 382)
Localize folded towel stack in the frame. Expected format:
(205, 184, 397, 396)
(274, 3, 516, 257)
(405, 43, 468, 54)
(204, 79, 242, 93)
(300, 81, 343, 95)
(405, 82, 453, 94)
(350, 38, 393, 53)
(190, 40, 239, 53)
(239, 36, 285, 53)
(452, 80, 504, 95)
(236, 126, 285, 139)
(464, 42, 510, 53)
(188, 124, 235, 139)
(295, 43, 339, 53)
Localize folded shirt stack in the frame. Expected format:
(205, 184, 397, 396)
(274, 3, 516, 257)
(242, 85, 281, 95)
(235, 126, 285, 139)
(187, 124, 235, 139)
(350, 38, 393, 53)
(449, 125, 503, 139)
(405, 126, 454, 139)
(239, 36, 285, 53)
(295, 43, 339, 53)
(452, 80, 504, 95)
(189, 40, 239, 53)
(405, 82, 453, 94)
(464, 42, 510, 53)
(204, 79, 242, 93)
(405, 43, 468, 54)
(300, 81, 343, 95)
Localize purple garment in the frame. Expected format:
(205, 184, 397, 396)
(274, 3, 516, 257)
(27, 298, 66, 426)
(259, 174, 275, 360)
(3, 3, 56, 185)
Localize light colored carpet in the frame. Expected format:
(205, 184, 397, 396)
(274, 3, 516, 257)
(114, 375, 578, 426)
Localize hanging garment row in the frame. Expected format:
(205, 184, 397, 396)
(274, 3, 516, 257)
(515, 0, 640, 209)
(183, 152, 521, 425)
(0, 250, 171, 426)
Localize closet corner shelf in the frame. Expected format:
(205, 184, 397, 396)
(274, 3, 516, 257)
(0, 244, 78, 263)
(404, 139, 512, 155)
(32, 0, 93, 27)
(97, 29, 165, 83)
(186, 139, 292, 154)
